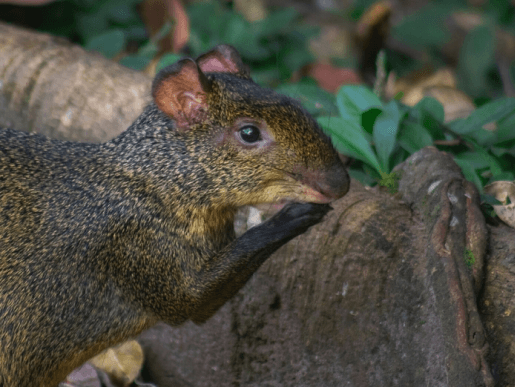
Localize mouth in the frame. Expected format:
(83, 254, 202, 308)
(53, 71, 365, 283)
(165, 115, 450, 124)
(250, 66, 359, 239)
(272, 183, 333, 205)
(258, 174, 341, 208)
(298, 184, 334, 204)
(270, 176, 335, 205)
(263, 186, 331, 213)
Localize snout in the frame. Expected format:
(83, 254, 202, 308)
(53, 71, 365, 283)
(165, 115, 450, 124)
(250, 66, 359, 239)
(313, 161, 350, 200)
(297, 159, 350, 203)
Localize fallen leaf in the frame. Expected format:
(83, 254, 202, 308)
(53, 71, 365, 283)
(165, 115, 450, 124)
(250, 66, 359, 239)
(419, 85, 475, 123)
(310, 25, 353, 63)
(89, 340, 144, 387)
(391, 67, 477, 122)
(166, 0, 189, 52)
(484, 181, 515, 228)
(234, 0, 267, 22)
(139, 0, 172, 52)
(355, 1, 392, 42)
(309, 63, 361, 93)
(61, 363, 101, 387)
(355, 0, 392, 83)
(396, 67, 456, 103)
(139, 0, 189, 53)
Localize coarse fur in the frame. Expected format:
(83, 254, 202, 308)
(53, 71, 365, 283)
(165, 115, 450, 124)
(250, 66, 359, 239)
(0, 45, 349, 386)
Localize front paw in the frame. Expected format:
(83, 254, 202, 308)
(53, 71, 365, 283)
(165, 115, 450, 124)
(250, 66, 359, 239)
(268, 202, 332, 236)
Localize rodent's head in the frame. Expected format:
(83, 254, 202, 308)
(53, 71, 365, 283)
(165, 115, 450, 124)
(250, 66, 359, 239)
(152, 45, 349, 208)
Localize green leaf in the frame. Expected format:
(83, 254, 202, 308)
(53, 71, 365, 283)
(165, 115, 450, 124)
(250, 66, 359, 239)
(156, 54, 184, 73)
(496, 110, 515, 142)
(234, 36, 269, 61)
(467, 128, 497, 147)
(409, 98, 446, 140)
(76, 12, 110, 41)
(336, 85, 383, 122)
(319, 116, 382, 173)
(416, 97, 445, 123)
(275, 82, 337, 117)
(188, 29, 211, 56)
(392, 3, 454, 48)
(489, 172, 515, 183)
(458, 24, 496, 97)
(454, 156, 484, 193)
(222, 15, 249, 47)
(454, 151, 490, 170)
(398, 122, 434, 153)
(482, 193, 503, 206)
(119, 55, 151, 71)
(362, 163, 382, 181)
(137, 41, 159, 58)
(473, 144, 503, 176)
(124, 25, 148, 42)
(255, 7, 298, 36)
(187, 1, 226, 54)
(282, 47, 313, 73)
(348, 167, 377, 186)
(251, 67, 282, 86)
(107, 3, 139, 25)
(450, 98, 515, 134)
(361, 108, 382, 134)
(390, 148, 409, 174)
(455, 146, 503, 177)
(373, 100, 401, 172)
(490, 146, 513, 157)
(85, 29, 125, 59)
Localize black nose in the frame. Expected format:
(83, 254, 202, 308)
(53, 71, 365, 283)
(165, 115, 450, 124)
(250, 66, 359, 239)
(316, 161, 350, 200)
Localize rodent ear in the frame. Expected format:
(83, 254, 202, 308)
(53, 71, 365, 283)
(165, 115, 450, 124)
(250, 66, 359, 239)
(196, 44, 251, 79)
(152, 58, 211, 131)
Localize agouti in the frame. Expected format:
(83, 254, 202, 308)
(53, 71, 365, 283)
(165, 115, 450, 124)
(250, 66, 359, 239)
(0, 45, 349, 387)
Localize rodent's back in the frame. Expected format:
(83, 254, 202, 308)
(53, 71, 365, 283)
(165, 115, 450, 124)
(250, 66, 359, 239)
(0, 128, 157, 386)
(1, 129, 61, 255)
(0, 122, 227, 386)
(0, 128, 101, 249)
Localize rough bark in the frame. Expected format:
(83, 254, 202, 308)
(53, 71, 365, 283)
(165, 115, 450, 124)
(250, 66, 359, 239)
(136, 148, 494, 387)
(480, 224, 515, 386)
(0, 22, 150, 142)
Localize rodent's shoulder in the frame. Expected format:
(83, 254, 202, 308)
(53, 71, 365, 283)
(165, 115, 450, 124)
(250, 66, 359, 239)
(0, 128, 51, 175)
(0, 127, 91, 168)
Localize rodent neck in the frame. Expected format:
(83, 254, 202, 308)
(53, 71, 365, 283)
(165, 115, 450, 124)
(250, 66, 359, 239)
(97, 105, 237, 241)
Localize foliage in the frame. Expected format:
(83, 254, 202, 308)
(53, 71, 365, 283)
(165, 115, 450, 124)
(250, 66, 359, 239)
(185, 1, 316, 84)
(11, 0, 315, 85)
(381, 1, 510, 102)
(464, 249, 475, 268)
(275, 79, 338, 118)
(14, 0, 149, 47)
(3, 0, 312, 85)
(319, 84, 515, 193)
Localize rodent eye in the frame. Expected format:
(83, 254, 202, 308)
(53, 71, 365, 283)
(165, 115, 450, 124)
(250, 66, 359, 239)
(238, 125, 261, 143)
